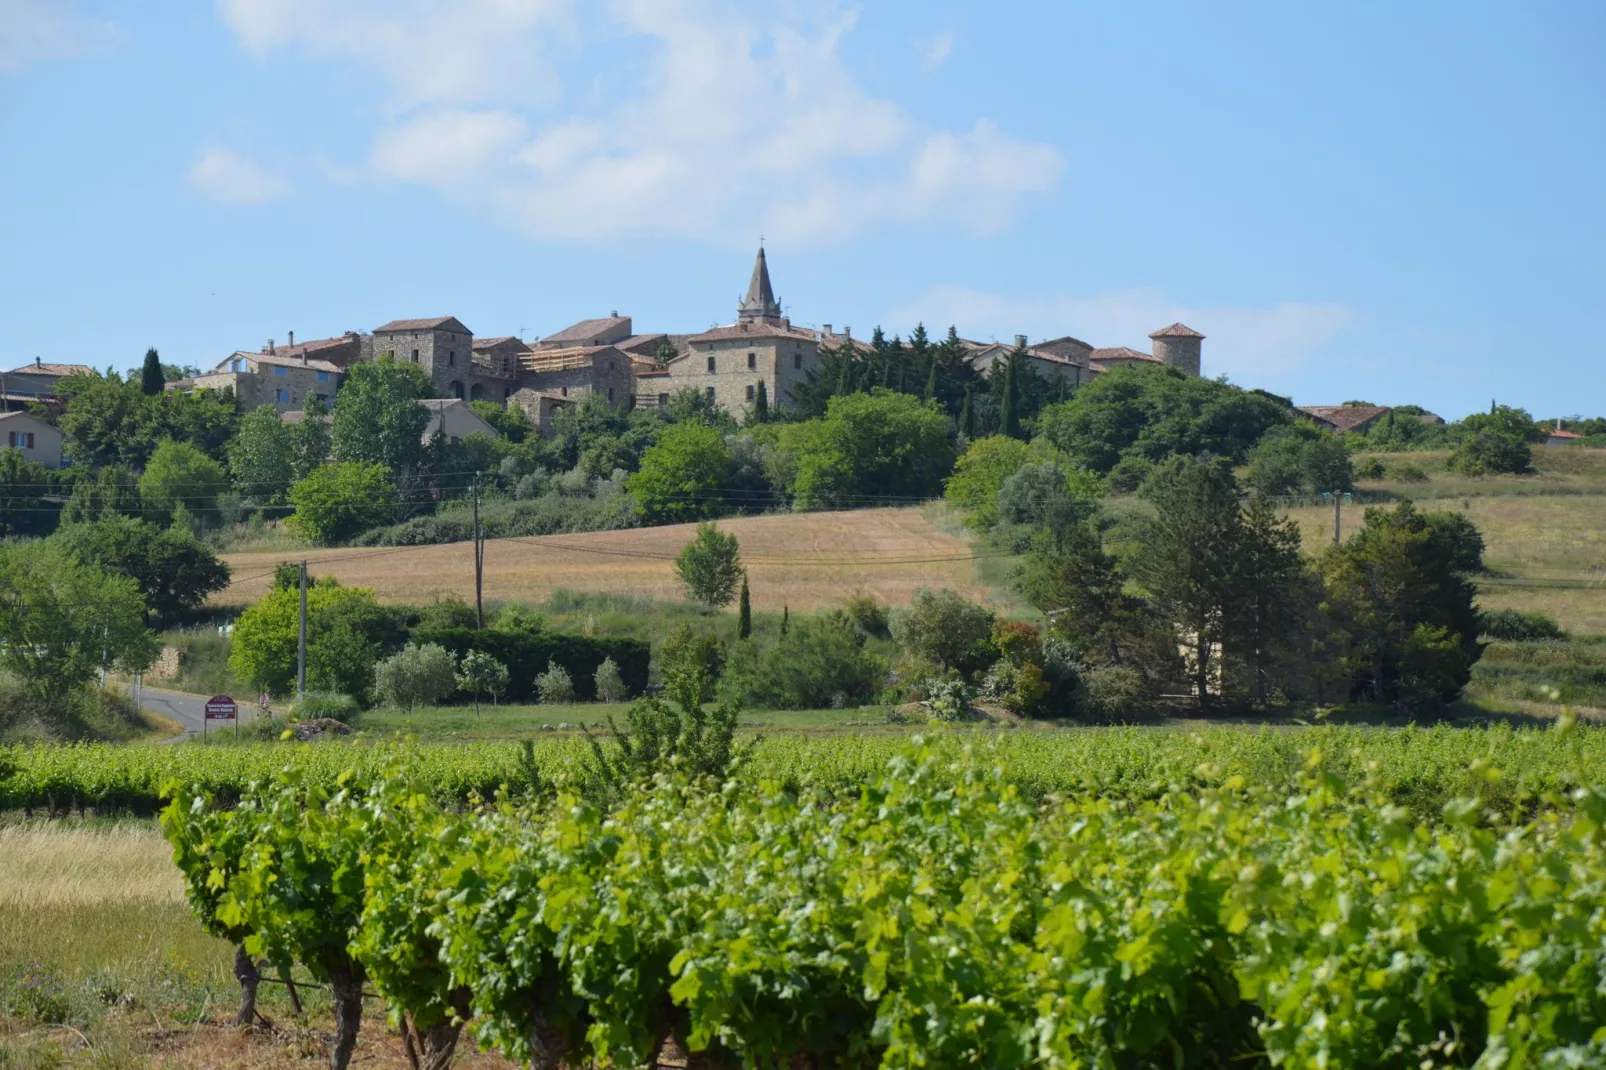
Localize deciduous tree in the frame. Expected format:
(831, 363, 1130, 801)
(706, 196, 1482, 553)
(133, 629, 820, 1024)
(674, 522, 742, 607)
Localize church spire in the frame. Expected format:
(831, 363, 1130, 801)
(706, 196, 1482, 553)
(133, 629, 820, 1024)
(737, 245, 783, 325)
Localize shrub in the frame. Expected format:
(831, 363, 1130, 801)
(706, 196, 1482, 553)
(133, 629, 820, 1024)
(1480, 608, 1565, 642)
(889, 587, 995, 674)
(920, 677, 974, 722)
(843, 592, 890, 638)
(411, 627, 649, 702)
(374, 643, 458, 711)
(943, 436, 1030, 528)
(1081, 665, 1148, 721)
(594, 656, 629, 703)
(290, 692, 361, 723)
(1384, 461, 1430, 482)
(1355, 457, 1386, 480)
(536, 664, 575, 704)
(980, 659, 1050, 716)
(456, 649, 510, 712)
(720, 613, 885, 710)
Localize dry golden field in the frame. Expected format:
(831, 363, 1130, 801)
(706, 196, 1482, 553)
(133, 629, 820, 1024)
(1283, 492, 1606, 635)
(221, 505, 991, 611)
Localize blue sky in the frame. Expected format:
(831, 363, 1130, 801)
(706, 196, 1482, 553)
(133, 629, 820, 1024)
(2, 0, 1602, 420)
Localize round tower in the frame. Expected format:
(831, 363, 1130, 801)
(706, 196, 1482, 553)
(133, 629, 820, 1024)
(1148, 322, 1204, 377)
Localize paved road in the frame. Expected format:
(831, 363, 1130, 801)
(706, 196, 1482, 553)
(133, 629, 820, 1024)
(141, 688, 258, 744)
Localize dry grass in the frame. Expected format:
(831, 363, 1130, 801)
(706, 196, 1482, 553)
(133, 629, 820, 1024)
(220, 505, 990, 611)
(1281, 494, 1606, 635)
(0, 825, 183, 908)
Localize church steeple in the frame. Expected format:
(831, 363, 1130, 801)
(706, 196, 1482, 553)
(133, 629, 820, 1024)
(737, 246, 783, 326)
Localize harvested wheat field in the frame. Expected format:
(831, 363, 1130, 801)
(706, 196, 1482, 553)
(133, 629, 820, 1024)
(221, 506, 992, 611)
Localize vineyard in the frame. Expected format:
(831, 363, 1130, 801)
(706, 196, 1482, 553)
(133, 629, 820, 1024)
(156, 727, 1606, 1070)
(5, 724, 1606, 817)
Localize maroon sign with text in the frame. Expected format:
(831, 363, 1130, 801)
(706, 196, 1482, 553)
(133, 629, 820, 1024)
(204, 695, 237, 721)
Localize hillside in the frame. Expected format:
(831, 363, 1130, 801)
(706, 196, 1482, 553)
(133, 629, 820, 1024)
(220, 505, 991, 611)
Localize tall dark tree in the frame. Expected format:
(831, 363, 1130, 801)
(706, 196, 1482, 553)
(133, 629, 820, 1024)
(1132, 458, 1246, 709)
(1231, 498, 1307, 705)
(140, 348, 165, 395)
(999, 345, 1022, 439)
(960, 385, 974, 439)
(738, 573, 752, 639)
(752, 380, 769, 424)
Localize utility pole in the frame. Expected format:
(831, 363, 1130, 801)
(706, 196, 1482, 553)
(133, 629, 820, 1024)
(1333, 491, 1342, 547)
(297, 559, 308, 698)
(473, 472, 484, 628)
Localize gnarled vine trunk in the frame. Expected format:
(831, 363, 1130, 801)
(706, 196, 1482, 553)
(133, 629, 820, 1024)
(324, 958, 365, 1070)
(411, 987, 472, 1070)
(232, 946, 261, 1028)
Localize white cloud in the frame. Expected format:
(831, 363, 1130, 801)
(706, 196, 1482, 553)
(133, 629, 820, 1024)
(896, 285, 1357, 383)
(0, 0, 114, 74)
(215, 0, 1060, 245)
(921, 32, 954, 71)
(218, 0, 569, 108)
(187, 147, 292, 204)
(372, 110, 529, 187)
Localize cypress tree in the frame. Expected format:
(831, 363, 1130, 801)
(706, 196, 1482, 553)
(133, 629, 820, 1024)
(781, 604, 789, 636)
(139, 348, 165, 396)
(960, 386, 973, 439)
(1000, 351, 1020, 438)
(923, 355, 938, 401)
(753, 380, 769, 423)
(738, 573, 752, 639)
(837, 350, 853, 396)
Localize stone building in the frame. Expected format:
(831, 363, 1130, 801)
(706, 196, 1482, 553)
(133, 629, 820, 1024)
(1146, 323, 1205, 377)
(2, 358, 96, 399)
(508, 388, 574, 437)
(188, 347, 343, 412)
(657, 248, 821, 414)
(371, 317, 483, 401)
(969, 335, 1096, 388)
(281, 397, 497, 445)
(518, 345, 636, 409)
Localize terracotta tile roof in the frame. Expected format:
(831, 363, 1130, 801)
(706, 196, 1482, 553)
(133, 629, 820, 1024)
(616, 333, 669, 356)
(374, 316, 469, 334)
(1548, 428, 1584, 440)
(1295, 404, 1392, 432)
(635, 368, 671, 379)
(1149, 322, 1205, 339)
(817, 331, 874, 353)
(969, 343, 1088, 369)
(5, 361, 95, 377)
(472, 336, 520, 350)
(541, 316, 630, 345)
(685, 321, 818, 344)
(1090, 346, 1161, 364)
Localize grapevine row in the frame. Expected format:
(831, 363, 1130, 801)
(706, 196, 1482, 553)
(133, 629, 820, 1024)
(161, 734, 1606, 1070)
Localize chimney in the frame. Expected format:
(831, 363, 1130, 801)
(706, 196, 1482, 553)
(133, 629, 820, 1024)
(823, 323, 832, 336)
(266, 339, 275, 354)
(288, 330, 294, 347)
(1015, 334, 1027, 348)
(844, 327, 852, 339)
(611, 310, 618, 318)
(35, 357, 41, 368)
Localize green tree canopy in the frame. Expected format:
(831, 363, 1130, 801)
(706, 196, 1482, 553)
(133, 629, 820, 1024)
(1244, 422, 1355, 497)
(778, 390, 955, 510)
(0, 543, 156, 709)
(139, 439, 227, 526)
(628, 421, 730, 523)
(332, 356, 433, 476)
(674, 522, 743, 607)
(229, 580, 395, 699)
(375, 643, 459, 712)
(889, 587, 994, 673)
(293, 394, 333, 480)
(943, 435, 1031, 529)
(468, 399, 534, 443)
(288, 462, 395, 545)
(0, 448, 64, 537)
(1035, 364, 1290, 474)
(50, 515, 231, 623)
(58, 373, 238, 469)
(229, 405, 296, 504)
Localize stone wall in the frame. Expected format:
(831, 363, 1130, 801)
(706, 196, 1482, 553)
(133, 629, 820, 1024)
(666, 336, 819, 415)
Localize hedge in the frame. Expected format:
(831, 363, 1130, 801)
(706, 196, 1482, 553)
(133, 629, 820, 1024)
(410, 627, 650, 703)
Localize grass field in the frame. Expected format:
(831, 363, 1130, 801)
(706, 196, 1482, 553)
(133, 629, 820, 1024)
(219, 504, 988, 612)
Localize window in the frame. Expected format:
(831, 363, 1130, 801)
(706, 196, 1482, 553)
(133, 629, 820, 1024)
(561, 387, 567, 397)
(275, 389, 290, 403)
(411, 349, 419, 363)
(26, 433, 33, 449)
(707, 356, 716, 373)
(705, 387, 715, 400)
(274, 365, 288, 377)
(608, 387, 615, 402)
(793, 353, 803, 370)
(448, 350, 456, 366)
(658, 393, 669, 406)
(314, 393, 328, 404)
(745, 384, 755, 401)
(747, 352, 756, 370)
(5, 432, 12, 447)
(231, 359, 244, 373)
(316, 370, 330, 382)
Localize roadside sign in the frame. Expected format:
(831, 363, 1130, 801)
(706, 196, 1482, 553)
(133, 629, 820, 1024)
(205, 695, 237, 720)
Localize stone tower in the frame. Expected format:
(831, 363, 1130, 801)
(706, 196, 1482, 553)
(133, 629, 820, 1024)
(737, 246, 784, 327)
(1149, 322, 1204, 377)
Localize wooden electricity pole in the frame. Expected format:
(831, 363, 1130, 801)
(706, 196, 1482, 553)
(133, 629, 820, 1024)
(297, 559, 308, 697)
(473, 473, 484, 629)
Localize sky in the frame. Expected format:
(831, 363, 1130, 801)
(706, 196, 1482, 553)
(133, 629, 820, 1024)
(1, 0, 1602, 420)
